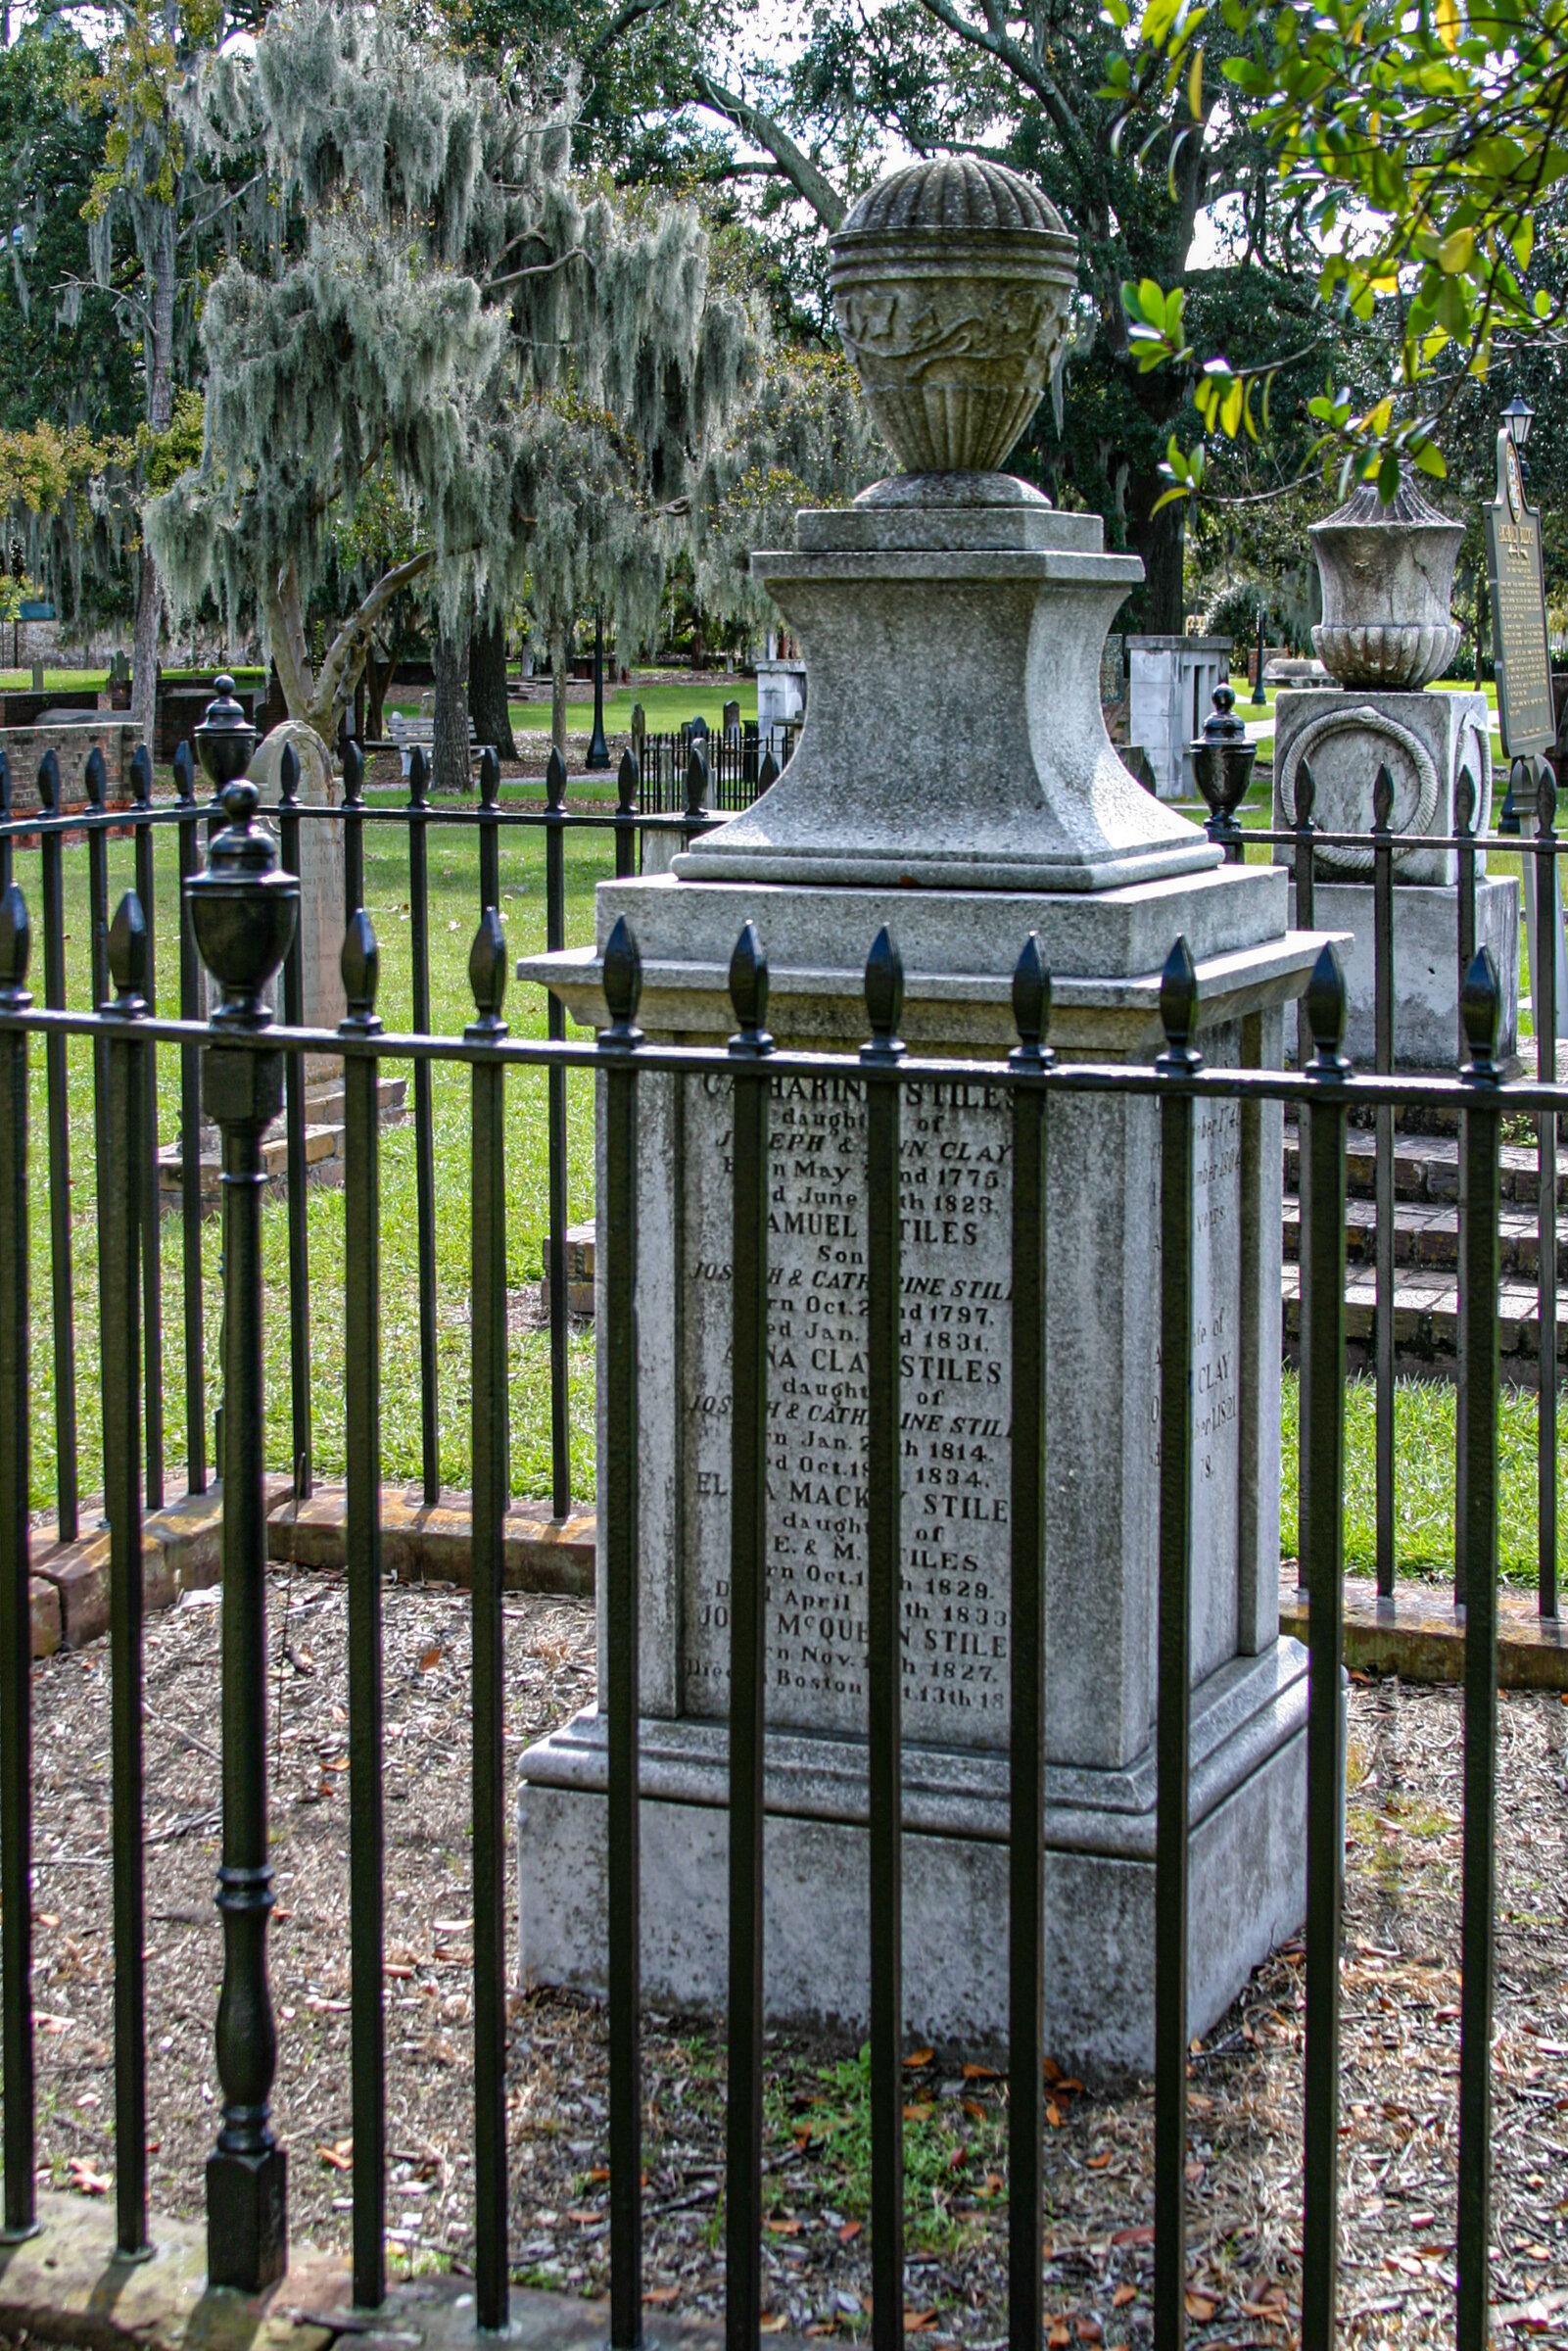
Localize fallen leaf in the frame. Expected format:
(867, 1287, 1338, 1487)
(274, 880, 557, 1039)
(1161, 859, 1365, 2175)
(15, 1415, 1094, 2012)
(903, 2103, 932, 2123)
(1076, 2321, 1102, 2342)
(67, 2158, 110, 2196)
(1042, 2057, 1064, 2084)
(1046, 2101, 1063, 2129)
(1047, 2325, 1069, 2348)
(566, 2209, 602, 2226)
(316, 2141, 353, 2172)
(642, 2286, 680, 2307)
(963, 2099, 987, 2121)
(417, 1646, 444, 1673)
(1184, 2293, 1215, 2323)
(588, 2166, 611, 2183)
(1113, 2286, 1136, 2309)
(1184, 2162, 1205, 2183)
(760, 2318, 787, 2334)
(837, 2221, 862, 2245)
(904, 2048, 935, 2069)
(963, 2064, 999, 2082)
(1112, 2227, 1155, 2248)
(306, 1995, 351, 2014)
(1058, 2079, 1084, 2096)
(36, 1913, 59, 1928)
(903, 2311, 936, 2333)
(1087, 2152, 1114, 2171)
(983, 2173, 1005, 2196)
(767, 2219, 802, 2236)
(1188, 2093, 1212, 2113)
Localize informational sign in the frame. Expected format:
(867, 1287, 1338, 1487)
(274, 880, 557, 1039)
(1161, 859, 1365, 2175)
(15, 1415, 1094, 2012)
(1485, 428, 1555, 757)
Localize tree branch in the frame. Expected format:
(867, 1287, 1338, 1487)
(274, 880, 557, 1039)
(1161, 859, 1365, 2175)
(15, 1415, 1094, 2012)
(914, 0, 1096, 187)
(691, 72, 845, 229)
(313, 548, 436, 732)
(583, 0, 677, 66)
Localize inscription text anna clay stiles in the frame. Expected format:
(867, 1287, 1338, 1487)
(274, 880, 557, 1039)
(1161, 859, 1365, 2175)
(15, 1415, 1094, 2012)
(682, 1069, 1016, 1749)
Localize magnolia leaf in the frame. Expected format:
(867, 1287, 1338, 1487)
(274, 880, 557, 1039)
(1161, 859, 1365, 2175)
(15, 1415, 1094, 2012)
(1411, 440, 1448, 479)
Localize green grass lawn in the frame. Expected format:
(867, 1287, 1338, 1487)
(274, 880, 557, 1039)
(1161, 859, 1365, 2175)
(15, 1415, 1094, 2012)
(11, 806, 606, 1517)
(11, 791, 1563, 1588)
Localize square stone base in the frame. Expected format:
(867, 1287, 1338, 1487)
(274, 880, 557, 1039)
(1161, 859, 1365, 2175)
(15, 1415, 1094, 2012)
(516, 1642, 1307, 2078)
(1286, 876, 1519, 1070)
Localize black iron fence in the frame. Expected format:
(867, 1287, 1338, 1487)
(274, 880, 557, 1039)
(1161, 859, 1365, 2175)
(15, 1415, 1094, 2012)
(631, 721, 794, 814)
(0, 706, 1538, 2351)
(1194, 746, 1564, 1618)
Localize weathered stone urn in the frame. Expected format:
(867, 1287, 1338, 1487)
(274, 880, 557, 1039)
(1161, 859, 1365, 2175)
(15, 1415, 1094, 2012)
(1309, 470, 1465, 689)
(829, 155, 1078, 474)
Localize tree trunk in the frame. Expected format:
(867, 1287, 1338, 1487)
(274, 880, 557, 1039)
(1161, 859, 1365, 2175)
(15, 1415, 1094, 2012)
(550, 625, 569, 756)
(433, 627, 470, 795)
(1125, 471, 1186, 636)
(131, 550, 161, 753)
(131, 198, 178, 755)
(468, 611, 517, 758)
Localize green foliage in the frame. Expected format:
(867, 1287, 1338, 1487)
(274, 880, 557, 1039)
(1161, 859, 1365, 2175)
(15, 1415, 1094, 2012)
(1117, 0, 1568, 499)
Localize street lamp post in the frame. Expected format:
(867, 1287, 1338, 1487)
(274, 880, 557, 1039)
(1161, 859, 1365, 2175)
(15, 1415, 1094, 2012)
(1251, 602, 1267, 709)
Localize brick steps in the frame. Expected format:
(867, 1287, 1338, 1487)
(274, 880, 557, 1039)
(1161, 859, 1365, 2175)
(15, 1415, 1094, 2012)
(157, 1070, 407, 1205)
(1280, 1119, 1568, 1383)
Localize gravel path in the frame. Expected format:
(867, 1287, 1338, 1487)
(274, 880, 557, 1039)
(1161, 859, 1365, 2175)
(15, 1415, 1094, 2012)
(18, 1578, 1568, 2344)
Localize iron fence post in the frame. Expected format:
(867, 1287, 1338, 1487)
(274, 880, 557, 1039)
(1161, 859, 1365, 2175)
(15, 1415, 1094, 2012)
(1455, 948, 1502, 2351)
(615, 747, 638, 882)
(0, 881, 34, 2241)
(187, 774, 299, 2294)
(1154, 939, 1200, 2351)
(406, 748, 441, 1504)
(1299, 947, 1351, 2351)
(725, 921, 772, 2351)
(1454, 767, 1478, 1606)
(478, 744, 500, 912)
(343, 738, 365, 921)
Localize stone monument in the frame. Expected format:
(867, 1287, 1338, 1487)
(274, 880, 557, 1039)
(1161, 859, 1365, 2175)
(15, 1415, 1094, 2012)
(1271, 473, 1518, 1068)
(251, 718, 348, 1035)
(517, 155, 1322, 2070)
(1127, 633, 1234, 801)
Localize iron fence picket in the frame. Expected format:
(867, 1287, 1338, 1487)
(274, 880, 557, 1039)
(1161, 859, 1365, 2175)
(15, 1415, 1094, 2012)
(1371, 769, 1395, 1599)
(36, 754, 77, 1543)
(343, 740, 365, 921)
(1293, 763, 1317, 1597)
(1300, 947, 1351, 2351)
(0, 750, 9, 892)
(129, 750, 165, 1512)
(343, 911, 387, 2312)
(1532, 771, 1559, 1615)
(0, 881, 33, 2241)
(600, 916, 644, 2350)
(1007, 936, 1050, 2351)
(174, 745, 206, 1496)
(277, 748, 312, 1502)
(406, 749, 441, 1504)
(1153, 939, 1200, 2351)
(104, 892, 151, 2261)
(862, 927, 906, 2351)
(1455, 949, 1503, 2351)
(545, 747, 570, 1519)
(468, 909, 510, 2329)
(724, 922, 772, 2351)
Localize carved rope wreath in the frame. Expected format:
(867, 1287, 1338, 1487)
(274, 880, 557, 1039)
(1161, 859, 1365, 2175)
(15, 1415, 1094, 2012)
(1278, 703, 1441, 876)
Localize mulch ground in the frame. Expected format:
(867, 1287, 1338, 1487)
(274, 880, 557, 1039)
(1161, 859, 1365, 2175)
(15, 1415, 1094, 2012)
(18, 1573, 1568, 2345)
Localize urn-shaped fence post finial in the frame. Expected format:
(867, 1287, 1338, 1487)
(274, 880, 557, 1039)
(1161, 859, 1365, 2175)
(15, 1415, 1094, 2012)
(185, 778, 300, 1031)
(193, 674, 259, 794)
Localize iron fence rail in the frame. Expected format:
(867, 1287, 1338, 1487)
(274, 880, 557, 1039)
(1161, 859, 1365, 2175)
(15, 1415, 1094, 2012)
(0, 791, 1533, 2351)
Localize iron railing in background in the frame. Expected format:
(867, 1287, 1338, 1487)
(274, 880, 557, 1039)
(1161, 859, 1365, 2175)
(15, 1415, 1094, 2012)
(0, 770, 1523, 2350)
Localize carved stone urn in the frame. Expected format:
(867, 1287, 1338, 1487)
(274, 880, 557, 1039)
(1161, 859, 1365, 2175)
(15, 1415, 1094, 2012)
(1309, 470, 1465, 689)
(829, 156, 1078, 475)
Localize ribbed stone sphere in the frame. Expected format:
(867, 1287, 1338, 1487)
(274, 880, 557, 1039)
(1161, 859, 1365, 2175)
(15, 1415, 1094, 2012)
(831, 157, 1078, 475)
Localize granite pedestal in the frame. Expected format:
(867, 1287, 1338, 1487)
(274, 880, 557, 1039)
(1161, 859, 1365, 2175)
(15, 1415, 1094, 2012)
(1272, 683, 1517, 1067)
(517, 862, 1319, 2072)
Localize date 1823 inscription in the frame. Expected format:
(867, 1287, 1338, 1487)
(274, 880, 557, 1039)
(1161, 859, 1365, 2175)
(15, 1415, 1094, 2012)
(682, 1071, 1016, 1749)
